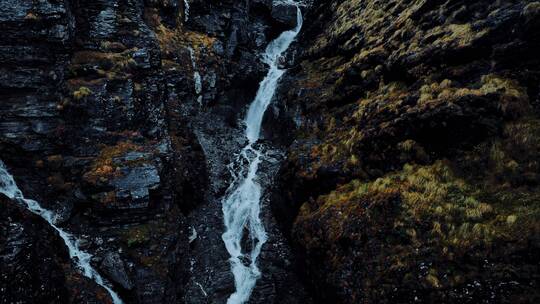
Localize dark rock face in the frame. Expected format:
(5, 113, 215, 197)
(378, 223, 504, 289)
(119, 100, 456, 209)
(5, 0, 538, 303)
(0, 194, 111, 303)
(270, 0, 540, 303)
(271, 2, 298, 28)
(153, 1, 310, 302)
(1, 0, 195, 302)
(102, 252, 134, 291)
(0, 0, 309, 303)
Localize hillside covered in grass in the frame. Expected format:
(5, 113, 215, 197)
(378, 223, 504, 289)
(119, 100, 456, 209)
(270, 0, 540, 303)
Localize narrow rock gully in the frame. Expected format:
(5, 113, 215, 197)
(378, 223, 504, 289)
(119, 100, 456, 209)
(184, 2, 309, 304)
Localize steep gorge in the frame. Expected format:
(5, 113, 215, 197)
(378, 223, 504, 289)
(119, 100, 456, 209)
(1, 0, 540, 304)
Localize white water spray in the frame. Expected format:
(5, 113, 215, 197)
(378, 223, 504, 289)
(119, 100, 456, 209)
(0, 160, 123, 304)
(221, 3, 303, 304)
(183, 0, 190, 22)
(189, 46, 203, 105)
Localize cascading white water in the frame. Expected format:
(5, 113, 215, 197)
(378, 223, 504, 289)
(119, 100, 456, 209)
(189, 46, 203, 105)
(221, 2, 303, 304)
(183, 0, 190, 22)
(0, 160, 123, 304)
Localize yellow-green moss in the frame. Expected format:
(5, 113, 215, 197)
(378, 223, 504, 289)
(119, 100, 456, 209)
(123, 224, 151, 248)
(73, 86, 92, 100)
(24, 12, 38, 20)
(297, 160, 538, 252)
(83, 141, 141, 184)
(71, 50, 138, 80)
(294, 159, 540, 298)
(307, 81, 409, 165)
(155, 23, 215, 56)
(435, 23, 488, 47)
(463, 118, 540, 187)
(418, 75, 529, 116)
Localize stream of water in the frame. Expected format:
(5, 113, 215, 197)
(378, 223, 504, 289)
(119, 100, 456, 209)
(184, 0, 190, 22)
(221, 2, 303, 304)
(0, 160, 123, 304)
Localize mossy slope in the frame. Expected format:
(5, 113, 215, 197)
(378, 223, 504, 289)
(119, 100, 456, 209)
(272, 0, 540, 303)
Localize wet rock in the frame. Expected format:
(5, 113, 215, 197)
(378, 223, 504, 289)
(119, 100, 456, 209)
(0, 194, 110, 303)
(90, 6, 117, 39)
(132, 48, 154, 69)
(111, 164, 161, 209)
(0, 0, 32, 22)
(1, 0, 200, 302)
(0, 195, 68, 303)
(271, 2, 298, 28)
(0, 0, 309, 303)
(101, 252, 134, 290)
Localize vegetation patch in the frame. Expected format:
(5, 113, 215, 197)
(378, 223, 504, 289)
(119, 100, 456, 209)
(418, 75, 530, 118)
(294, 160, 540, 302)
(72, 86, 92, 100)
(70, 50, 139, 80)
(83, 141, 142, 184)
(123, 224, 151, 248)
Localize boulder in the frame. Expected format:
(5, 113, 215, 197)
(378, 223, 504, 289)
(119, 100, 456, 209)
(101, 252, 134, 290)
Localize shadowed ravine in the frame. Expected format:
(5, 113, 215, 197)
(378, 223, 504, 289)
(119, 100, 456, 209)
(220, 3, 303, 304)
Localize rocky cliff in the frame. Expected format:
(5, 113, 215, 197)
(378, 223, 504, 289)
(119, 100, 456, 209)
(270, 0, 540, 303)
(1, 0, 539, 303)
(1, 0, 305, 303)
(0, 194, 113, 303)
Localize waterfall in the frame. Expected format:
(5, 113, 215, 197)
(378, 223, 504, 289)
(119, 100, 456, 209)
(0, 160, 123, 304)
(221, 3, 303, 304)
(183, 0, 190, 22)
(189, 46, 203, 105)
